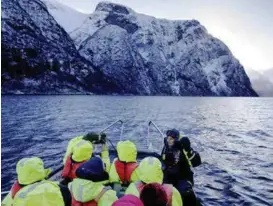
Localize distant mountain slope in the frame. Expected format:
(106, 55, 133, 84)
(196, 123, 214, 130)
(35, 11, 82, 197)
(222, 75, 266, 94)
(245, 69, 273, 97)
(41, 0, 88, 33)
(263, 68, 273, 84)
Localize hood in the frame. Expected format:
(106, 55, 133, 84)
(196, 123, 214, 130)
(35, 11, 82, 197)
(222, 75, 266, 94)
(69, 178, 104, 202)
(166, 129, 180, 139)
(117, 141, 137, 162)
(72, 139, 93, 162)
(138, 157, 163, 184)
(112, 194, 144, 206)
(76, 157, 109, 182)
(16, 157, 51, 185)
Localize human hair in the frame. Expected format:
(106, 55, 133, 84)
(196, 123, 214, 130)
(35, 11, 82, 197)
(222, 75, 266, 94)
(140, 183, 168, 206)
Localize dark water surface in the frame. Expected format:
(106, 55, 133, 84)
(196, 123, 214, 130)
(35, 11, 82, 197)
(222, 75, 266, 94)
(1, 96, 273, 205)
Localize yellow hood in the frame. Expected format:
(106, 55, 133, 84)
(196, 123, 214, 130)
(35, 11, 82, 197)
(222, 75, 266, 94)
(63, 136, 83, 164)
(72, 140, 93, 162)
(138, 157, 163, 184)
(69, 178, 104, 203)
(117, 141, 137, 162)
(16, 157, 51, 185)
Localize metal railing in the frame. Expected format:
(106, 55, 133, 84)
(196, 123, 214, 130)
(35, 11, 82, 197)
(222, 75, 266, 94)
(1, 120, 124, 196)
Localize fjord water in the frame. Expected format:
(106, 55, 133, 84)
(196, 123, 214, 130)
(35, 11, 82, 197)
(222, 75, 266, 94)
(1, 96, 273, 205)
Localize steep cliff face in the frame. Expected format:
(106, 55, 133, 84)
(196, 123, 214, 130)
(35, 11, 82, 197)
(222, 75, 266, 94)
(1, 0, 119, 94)
(71, 2, 257, 96)
(2, 0, 257, 96)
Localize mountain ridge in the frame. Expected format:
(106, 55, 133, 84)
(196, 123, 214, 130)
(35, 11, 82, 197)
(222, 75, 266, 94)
(1, 0, 258, 96)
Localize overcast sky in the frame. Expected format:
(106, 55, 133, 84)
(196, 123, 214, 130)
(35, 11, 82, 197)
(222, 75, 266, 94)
(58, 0, 273, 72)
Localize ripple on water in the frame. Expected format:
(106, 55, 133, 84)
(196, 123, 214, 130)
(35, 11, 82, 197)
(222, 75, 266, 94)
(2, 96, 273, 206)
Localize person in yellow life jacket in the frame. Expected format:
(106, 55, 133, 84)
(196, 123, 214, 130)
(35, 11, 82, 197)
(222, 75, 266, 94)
(69, 157, 118, 206)
(61, 139, 93, 183)
(2, 157, 71, 206)
(125, 157, 182, 206)
(63, 132, 110, 171)
(109, 140, 140, 185)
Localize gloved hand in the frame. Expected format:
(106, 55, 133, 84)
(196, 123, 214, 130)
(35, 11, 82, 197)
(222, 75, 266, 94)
(83, 132, 99, 142)
(180, 136, 191, 151)
(83, 132, 107, 144)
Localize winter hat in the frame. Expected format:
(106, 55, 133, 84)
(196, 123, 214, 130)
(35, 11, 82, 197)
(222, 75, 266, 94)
(76, 157, 108, 182)
(166, 129, 180, 139)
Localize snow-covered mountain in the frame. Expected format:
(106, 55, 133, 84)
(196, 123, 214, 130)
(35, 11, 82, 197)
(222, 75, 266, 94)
(70, 2, 257, 96)
(245, 69, 273, 97)
(1, 0, 119, 94)
(41, 0, 88, 33)
(1, 0, 258, 96)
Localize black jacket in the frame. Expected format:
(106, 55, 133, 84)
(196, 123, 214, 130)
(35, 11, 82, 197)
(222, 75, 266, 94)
(162, 137, 201, 185)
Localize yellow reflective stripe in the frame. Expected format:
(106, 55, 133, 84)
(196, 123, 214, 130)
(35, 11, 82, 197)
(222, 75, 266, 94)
(16, 182, 42, 199)
(77, 184, 84, 202)
(75, 140, 86, 148)
(188, 153, 195, 161)
(183, 150, 192, 167)
(94, 188, 109, 202)
(147, 157, 154, 165)
(69, 183, 84, 202)
(18, 159, 28, 167)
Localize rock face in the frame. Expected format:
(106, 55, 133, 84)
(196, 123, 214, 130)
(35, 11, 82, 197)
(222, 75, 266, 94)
(1, 0, 258, 96)
(1, 0, 119, 94)
(71, 2, 257, 96)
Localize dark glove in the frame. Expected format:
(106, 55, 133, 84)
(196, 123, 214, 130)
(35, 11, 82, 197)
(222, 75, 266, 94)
(83, 132, 99, 142)
(83, 132, 107, 144)
(180, 136, 191, 151)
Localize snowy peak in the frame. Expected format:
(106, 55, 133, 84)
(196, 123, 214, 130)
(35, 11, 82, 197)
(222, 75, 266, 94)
(73, 2, 257, 96)
(95, 1, 132, 14)
(41, 0, 88, 33)
(1, 0, 258, 96)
